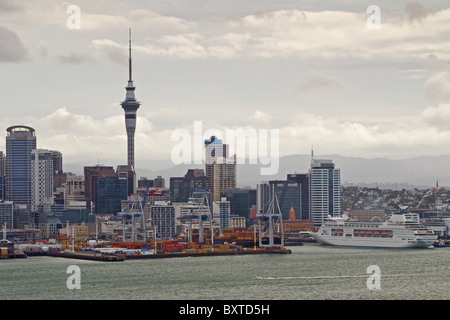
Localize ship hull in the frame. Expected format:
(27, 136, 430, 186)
(310, 233, 436, 249)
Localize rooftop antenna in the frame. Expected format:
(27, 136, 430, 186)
(128, 28, 132, 83)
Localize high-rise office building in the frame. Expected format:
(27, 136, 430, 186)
(257, 174, 309, 221)
(0, 151, 5, 201)
(50, 150, 63, 174)
(204, 136, 236, 202)
(84, 165, 116, 213)
(170, 169, 209, 203)
(95, 176, 128, 214)
(286, 173, 309, 220)
(6, 126, 37, 210)
(153, 176, 165, 188)
(170, 176, 186, 202)
(30, 149, 54, 213)
(137, 177, 154, 189)
(120, 29, 140, 171)
(221, 188, 256, 220)
(0, 151, 5, 177)
(0, 201, 14, 229)
(50, 150, 65, 192)
(212, 157, 236, 202)
(309, 159, 341, 226)
(116, 164, 135, 196)
(64, 174, 85, 208)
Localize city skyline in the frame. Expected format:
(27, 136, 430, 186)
(1, 1, 450, 172)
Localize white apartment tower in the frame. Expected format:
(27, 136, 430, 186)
(31, 149, 54, 212)
(150, 203, 175, 240)
(213, 197, 231, 231)
(309, 159, 341, 227)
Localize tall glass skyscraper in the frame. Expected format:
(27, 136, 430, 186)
(256, 174, 309, 221)
(6, 126, 37, 210)
(95, 176, 128, 214)
(309, 159, 341, 226)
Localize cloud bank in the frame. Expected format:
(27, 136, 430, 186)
(0, 26, 28, 63)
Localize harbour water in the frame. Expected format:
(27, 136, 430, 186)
(0, 243, 448, 300)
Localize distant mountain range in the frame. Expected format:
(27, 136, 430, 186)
(64, 154, 450, 190)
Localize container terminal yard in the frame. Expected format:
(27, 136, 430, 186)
(2, 226, 294, 262)
(1, 190, 303, 261)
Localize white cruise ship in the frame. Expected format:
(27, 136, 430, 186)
(310, 212, 437, 248)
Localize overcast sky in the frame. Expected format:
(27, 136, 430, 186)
(1, 0, 450, 173)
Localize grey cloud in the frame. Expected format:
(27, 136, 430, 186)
(291, 71, 349, 93)
(425, 54, 450, 71)
(104, 46, 128, 66)
(0, 0, 23, 13)
(404, 1, 435, 22)
(58, 53, 93, 65)
(36, 45, 48, 59)
(0, 26, 28, 63)
(91, 39, 128, 66)
(423, 72, 450, 105)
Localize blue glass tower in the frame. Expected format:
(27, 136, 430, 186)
(95, 176, 128, 214)
(6, 126, 36, 211)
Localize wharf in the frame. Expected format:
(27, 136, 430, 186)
(47, 251, 124, 262)
(124, 248, 292, 260)
(0, 252, 27, 259)
(0, 250, 27, 259)
(44, 248, 291, 262)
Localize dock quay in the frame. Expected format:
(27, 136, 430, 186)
(47, 251, 124, 262)
(124, 248, 291, 260)
(43, 247, 290, 262)
(0, 251, 27, 259)
(14, 239, 292, 262)
(1, 239, 27, 259)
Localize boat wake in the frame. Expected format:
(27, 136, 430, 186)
(254, 275, 367, 280)
(254, 273, 422, 280)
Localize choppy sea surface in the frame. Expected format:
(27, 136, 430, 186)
(1, 243, 449, 300)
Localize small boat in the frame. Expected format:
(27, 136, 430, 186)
(433, 240, 450, 248)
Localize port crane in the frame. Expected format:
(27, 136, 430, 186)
(178, 192, 212, 244)
(256, 187, 284, 248)
(115, 181, 151, 242)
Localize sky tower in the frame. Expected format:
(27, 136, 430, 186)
(120, 28, 141, 170)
